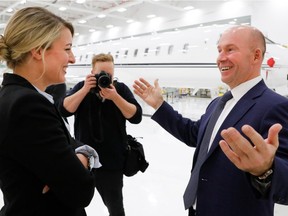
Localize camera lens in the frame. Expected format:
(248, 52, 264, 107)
(98, 75, 111, 88)
(90, 71, 112, 94)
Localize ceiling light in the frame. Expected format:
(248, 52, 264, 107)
(106, 25, 114, 28)
(97, 14, 106, 18)
(59, 7, 67, 11)
(76, 0, 86, 3)
(6, 8, 13, 13)
(184, 6, 194, 10)
(147, 14, 156, 18)
(89, 29, 96, 32)
(117, 8, 127, 12)
(78, 19, 87, 24)
(126, 19, 134, 23)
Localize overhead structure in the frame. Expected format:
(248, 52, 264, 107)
(0, 0, 244, 36)
(0, 1, 193, 34)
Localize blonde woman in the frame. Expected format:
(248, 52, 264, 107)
(0, 7, 98, 216)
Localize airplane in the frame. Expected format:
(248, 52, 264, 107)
(67, 23, 288, 98)
(2, 24, 288, 98)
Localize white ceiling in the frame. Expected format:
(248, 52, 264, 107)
(0, 0, 243, 36)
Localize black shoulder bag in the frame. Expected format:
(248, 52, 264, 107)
(123, 134, 149, 177)
(114, 82, 149, 177)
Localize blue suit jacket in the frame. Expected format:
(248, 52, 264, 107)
(152, 80, 288, 216)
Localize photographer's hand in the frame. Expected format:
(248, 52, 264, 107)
(83, 73, 97, 93)
(99, 84, 118, 101)
(63, 74, 96, 113)
(100, 84, 137, 119)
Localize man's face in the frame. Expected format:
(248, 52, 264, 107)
(216, 27, 258, 89)
(92, 61, 114, 79)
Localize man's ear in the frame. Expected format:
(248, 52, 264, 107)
(30, 48, 43, 60)
(254, 48, 262, 61)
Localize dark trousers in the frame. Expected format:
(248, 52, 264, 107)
(93, 169, 125, 216)
(188, 207, 196, 216)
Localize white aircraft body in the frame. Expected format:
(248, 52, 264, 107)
(49, 25, 288, 97)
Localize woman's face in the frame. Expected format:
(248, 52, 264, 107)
(43, 28, 75, 85)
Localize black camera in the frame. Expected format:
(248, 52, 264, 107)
(91, 71, 112, 93)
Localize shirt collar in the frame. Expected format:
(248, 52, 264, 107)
(34, 85, 54, 104)
(230, 76, 262, 101)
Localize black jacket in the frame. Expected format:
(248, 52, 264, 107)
(59, 81, 142, 170)
(0, 73, 95, 216)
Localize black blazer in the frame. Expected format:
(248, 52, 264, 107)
(0, 73, 95, 216)
(152, 80, 288, 216)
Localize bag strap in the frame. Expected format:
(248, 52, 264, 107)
(87, 80, 119, 143)
(88, 96, 104, 143)
(113, 81, 128, 145)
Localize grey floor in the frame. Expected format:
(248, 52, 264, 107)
(0, 96, 287, 215)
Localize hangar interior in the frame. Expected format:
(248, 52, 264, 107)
(0, 1, 288, 215)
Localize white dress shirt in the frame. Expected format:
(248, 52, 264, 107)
(208, 76, 262, 151)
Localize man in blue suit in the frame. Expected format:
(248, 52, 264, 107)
(133, 25, 288, 216)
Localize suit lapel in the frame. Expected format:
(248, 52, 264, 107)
(206, 80, 267, 157)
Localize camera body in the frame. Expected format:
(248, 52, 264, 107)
(91, 71, 112, 93)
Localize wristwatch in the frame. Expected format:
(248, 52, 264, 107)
(250, 168, 273, 195)
(87, 155, 95, 171)
(257, 168, 273, 182)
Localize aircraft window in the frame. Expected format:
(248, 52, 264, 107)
(168, 45, 174, 55)
(115, 51, 119, 59)
(156, 46, 161, 56)
(124, 50, 128, 58)
(183, 43, 189, 54)
(144, 48, 149, 56)
(134, 49, 138, 57)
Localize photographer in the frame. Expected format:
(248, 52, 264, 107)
(59, 53, 142, 216)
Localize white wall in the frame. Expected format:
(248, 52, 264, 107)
(251, 0, 288, 45)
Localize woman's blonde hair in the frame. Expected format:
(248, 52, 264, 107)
(0, 7, 74, 69)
